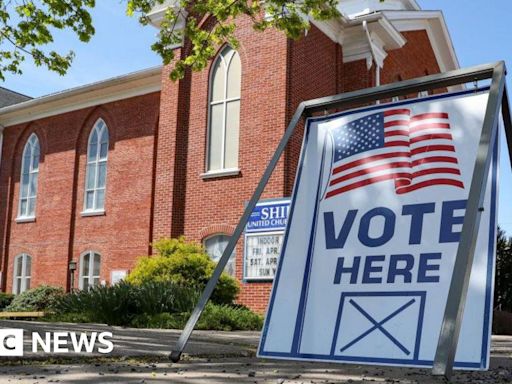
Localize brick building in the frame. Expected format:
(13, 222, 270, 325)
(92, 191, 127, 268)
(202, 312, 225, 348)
(0, 0, 460, 311)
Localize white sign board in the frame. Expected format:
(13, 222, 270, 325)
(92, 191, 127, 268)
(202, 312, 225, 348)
(111, 270, 127, 285)
(244, 232, 283, 280)
(244, 199, 290, 281)
(258, 89, 498, 370)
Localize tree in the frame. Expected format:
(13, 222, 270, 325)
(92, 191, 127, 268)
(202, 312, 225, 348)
(0, 0, 340, 81)
(0, 0, 95, 80)
(495, 226, 512, 312)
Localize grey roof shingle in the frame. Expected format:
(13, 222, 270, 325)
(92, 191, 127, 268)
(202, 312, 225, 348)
(0, 86, 31, 108)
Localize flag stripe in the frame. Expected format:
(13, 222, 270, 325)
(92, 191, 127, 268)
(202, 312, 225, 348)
(384, 120, 410, 127)
(396, 179, 464, 194)
(412, 167, 461, 178)
(410, 112, 449, 121)
(385, 130, 409, 137)
(384, 109, 411, 117)
(411, 156, 459, 167)
(411, 145, 455, 156)
(385, 141, 410, 148)
(410, 133, 453, 144)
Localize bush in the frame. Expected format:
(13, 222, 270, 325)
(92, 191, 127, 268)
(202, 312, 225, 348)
(0, 292, 14, 310)
(130, 303, 263, 331)
(195, 303, 263, 331)
(5, 285, 64, 312)
(54, 281, 198, 326)
(127, 237, 239, 305)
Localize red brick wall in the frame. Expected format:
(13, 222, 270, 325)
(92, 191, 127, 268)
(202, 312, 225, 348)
(0, 93, 160, 292)
(381, 31, 441, 85)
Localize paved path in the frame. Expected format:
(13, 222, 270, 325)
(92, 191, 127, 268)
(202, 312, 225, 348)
(0, 320, 511, 383)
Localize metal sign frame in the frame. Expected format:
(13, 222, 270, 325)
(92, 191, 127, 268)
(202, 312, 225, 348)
(170, 61, 512, 379)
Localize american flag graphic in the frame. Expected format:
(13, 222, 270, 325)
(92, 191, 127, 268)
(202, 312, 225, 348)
(324, 108, 465, 199)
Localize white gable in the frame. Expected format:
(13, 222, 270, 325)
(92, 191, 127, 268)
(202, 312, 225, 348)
(339, 0, 419, 19)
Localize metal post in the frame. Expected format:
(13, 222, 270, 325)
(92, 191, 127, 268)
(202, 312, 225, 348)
(432, 62, 507, 378)
(170, 61, 510, 366)
(501, 86, 512, 169)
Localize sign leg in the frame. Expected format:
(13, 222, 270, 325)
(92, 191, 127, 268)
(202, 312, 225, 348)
(432, 62, 507, 378)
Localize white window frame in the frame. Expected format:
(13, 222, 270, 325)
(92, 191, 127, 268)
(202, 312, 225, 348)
(83, 119, 108, 214)
(79, 251, 101, 291)
(13, 253, 31, 294)
(203, 233, 236, 277)
(17, 134, 40, 220)
(206, 46, 241, 173)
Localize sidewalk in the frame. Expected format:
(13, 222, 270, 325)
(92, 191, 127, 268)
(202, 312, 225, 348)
(0, 320, 511, 384)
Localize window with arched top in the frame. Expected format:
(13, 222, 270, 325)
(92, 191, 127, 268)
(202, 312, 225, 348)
(18, 134, 40, 219)
(84, 119, 109, 212)
(204, 234, 236, 276)
(13, 254, 31, 294)
(207, 46, 241, 172)
(79, 251, 101, 291)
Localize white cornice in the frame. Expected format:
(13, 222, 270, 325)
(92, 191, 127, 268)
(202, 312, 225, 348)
(343, 14, 406, 67)
(0, 67, 162, 127)
(310, 18, 345, 45)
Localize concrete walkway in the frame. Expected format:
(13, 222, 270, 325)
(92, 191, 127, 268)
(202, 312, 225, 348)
(0, 320, 511, 383)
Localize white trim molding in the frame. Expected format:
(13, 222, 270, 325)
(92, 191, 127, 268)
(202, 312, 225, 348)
(0, 67, 162, 127)
(201, 168, 240, 179)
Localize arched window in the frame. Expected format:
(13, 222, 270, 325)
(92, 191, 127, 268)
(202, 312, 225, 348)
(13, 254, 31, 294)
(18, 134, 40, 219)
(79, 251, 101, 291)
(84, 119, 108, 212)
(204, 234, 236, 276)
(207, 46, 241, 172)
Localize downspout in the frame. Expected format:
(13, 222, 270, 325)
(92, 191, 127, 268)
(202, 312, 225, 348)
(362, 20, 381, 89)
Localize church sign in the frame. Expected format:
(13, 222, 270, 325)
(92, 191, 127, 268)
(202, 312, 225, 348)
(244, 199, 290, 281)
(258, 89, 498, 370)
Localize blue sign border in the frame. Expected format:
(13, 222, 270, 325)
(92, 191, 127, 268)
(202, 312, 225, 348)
(259, 88, 497, 369)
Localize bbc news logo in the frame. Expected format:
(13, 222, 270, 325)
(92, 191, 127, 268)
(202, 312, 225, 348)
(0, 329, 23, 356)
(0, 329, 114, 356)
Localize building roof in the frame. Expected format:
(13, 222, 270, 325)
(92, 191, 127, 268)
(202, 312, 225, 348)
(0, 66, 162, 128)
(0, 87, 31, 108)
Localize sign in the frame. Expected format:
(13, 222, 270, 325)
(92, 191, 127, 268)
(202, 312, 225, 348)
(246, 200, 290, 233)
(244, 199, 290, 280)
(111, 270, 127, 285)
(258, 89, 498, 370)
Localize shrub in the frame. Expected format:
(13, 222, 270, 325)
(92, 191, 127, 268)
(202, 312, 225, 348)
(127, 237, 239, 305)
(195, 303, 263, 331)
(130, 312, 186, 329)
(54, 281, 198, 326)
(5, 285, 64, 312)
(44, 312, 92, 324)
(129, 303, 263, 331)
(0, 292, 14, 310)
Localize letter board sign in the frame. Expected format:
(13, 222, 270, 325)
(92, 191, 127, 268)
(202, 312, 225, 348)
(244, 199, 290, 280)
(258, 89, 498, 370)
